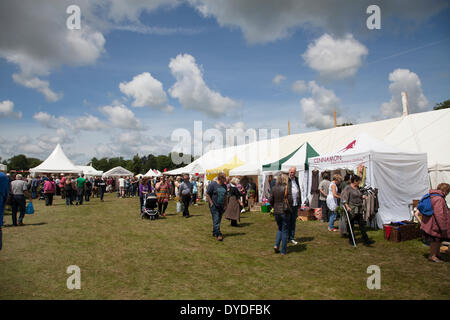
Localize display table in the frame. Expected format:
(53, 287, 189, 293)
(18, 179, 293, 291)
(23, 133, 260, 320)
(383, 221, 421, 242)
(298, 207, 316, 221)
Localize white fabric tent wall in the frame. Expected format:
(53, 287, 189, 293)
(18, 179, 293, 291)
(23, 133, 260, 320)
(307, 134, 429, 228)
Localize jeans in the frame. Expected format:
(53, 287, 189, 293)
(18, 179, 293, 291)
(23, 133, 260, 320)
(11, 195, 26, 225)
(191, 193, 197, 205)
(182, 195, 191, 217)
(275, 213, 289, 254)
(320, 199, 329, 222)
(76, 188, 84, 204)
(85, 190, 91, 202)
(288, 205, 298, 241)
(44, 193, 54, 206)
(210, 204, 224, 237)
(66, 194, 72, 205)
(100, 189, 104, 201)
(328, 211, 337, 229)
(31, 187, 37, 199)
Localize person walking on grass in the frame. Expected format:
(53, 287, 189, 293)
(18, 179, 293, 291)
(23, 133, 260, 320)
(76, 174, 86, 205)
(179, 174, 193, 218)
(0, 164, 10, 250)
(191, 177, 198, 206)
(43, 176, 56, 206)
(10, 174, 32, 226)
(206, 172, 228, 241)
(139, 177, 153, 216)
(287, 167, 301, 245)
(341, 175, 374, 246)
(155, 176, 170, 217)
(224, 177, 244, 227)
(326, 174, 342, 232)
(64, 177, 74, 205)
(318, 171, 331, 223)
(270, 173, 290, 255)
(419, 183, 449, 263)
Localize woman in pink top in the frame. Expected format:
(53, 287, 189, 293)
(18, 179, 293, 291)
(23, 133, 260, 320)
(44, 176, 56, 206)
(420, 183, 449, 263)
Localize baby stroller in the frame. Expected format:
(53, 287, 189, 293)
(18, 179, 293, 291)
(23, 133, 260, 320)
(142, 193, 159, 220)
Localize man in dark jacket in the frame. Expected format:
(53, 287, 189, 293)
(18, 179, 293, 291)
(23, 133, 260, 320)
(287, 167, 301, 245)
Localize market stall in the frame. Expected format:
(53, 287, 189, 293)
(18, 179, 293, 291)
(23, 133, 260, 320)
(307, 133, 429, 228)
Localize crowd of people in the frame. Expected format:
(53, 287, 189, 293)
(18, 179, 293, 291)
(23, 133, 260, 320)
(0, 163, 448, 262)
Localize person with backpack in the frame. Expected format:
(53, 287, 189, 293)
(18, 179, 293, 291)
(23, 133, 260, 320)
(206, 172, 228, 241)
(419, 183, 449, 263)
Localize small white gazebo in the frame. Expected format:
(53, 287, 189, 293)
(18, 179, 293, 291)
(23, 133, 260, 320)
(102, 166, 133, 178)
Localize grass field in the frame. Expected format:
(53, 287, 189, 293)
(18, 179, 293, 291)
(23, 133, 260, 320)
(0, 193, 449, 300)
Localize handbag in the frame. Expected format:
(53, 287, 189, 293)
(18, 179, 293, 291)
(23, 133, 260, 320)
(26, 202, 35, 214)
(283, 186, 291, 213)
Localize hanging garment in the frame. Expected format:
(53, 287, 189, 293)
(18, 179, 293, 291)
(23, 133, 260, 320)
(310, 170, 320, 208)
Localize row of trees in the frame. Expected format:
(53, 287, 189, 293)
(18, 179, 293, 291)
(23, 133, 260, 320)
(1, 154, 42, 171)
(89, 153, 194, 175)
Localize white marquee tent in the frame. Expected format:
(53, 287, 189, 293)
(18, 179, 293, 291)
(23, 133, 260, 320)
(144, 168, 158, 177)
(102, 166, 133, 177)
(76, 165, 103, 177)
(30, 144, 82, 175)
(307, 133, 429, 228)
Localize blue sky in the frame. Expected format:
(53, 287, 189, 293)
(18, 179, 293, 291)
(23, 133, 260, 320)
(0, 0, 449, 164)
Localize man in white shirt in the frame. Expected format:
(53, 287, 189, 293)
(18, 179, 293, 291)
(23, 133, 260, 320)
(118, 177, 125, 198)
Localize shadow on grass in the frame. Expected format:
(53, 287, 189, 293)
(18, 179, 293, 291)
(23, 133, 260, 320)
(296, 236, 314, 243)
(422, 252, 450, 262)
(288, 244, 307, 253)
(3, 222, 48, 228)
(222, 232, 246, 238)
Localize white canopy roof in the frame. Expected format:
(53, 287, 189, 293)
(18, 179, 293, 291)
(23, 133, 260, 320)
(76, 165, 103, 176)
(144, 168, 158, 177)
(229, 163, 261, 176)
(30, 144, 82, 174)
(102, 166, 133, 177)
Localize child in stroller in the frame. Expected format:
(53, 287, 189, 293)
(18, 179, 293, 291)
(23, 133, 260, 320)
(142, 192, 159, 220)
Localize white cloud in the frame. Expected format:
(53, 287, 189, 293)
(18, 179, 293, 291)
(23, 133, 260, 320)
(381, 69, 429, 118)
(188, 0, 448, 44)
(168, 53, 239, 116)
(302, 33, 368, 80)
(291, 80, 308, 94)
(74, 114, 109, 131)
(300, 81, 344, 129)
(12, 74, 62, 102)
(99, 104, 142, 130)
(119, 72, 173, 112)
(272, 74, 286, 85)
(0, 1, 105, 100)
(0, 100, 22, 119)
(33, 112, 73, 129)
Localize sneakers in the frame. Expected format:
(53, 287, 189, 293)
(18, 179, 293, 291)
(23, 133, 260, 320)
(328, 227, 338, 232)
(217, 235, 223, 241)
(290, 239, 298, 245)
(273, 246, 280, 254)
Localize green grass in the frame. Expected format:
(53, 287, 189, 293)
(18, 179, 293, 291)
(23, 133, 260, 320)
(0, 194, 449, 300)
